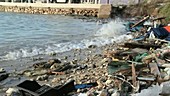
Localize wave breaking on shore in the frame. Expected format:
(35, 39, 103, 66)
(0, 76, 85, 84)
(0, 19, 133, 61)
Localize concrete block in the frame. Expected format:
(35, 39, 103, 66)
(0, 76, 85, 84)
(98, 4, 111, 19)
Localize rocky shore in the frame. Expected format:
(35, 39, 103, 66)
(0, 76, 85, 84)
(1, 14, 170, 95)
(0, 40, 122, 96)
(0, 1, 170, 95)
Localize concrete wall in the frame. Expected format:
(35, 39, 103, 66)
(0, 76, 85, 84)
(0, 2, 112, 18)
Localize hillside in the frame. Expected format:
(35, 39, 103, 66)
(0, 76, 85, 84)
(121, 0, 170, 22)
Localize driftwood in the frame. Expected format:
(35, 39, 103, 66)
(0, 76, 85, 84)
(123, 42, 161, 49)
(131, 16, 150, 28)
(152, 17, 166, 21)
(132, 63, 137, 87)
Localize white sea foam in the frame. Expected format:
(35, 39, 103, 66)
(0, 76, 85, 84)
(0, 19, 133, 61)
(95, 18, 126, 37)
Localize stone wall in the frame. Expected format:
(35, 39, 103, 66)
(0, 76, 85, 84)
(0, 5, 98, 17)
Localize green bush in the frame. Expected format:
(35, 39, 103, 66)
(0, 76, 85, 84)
(159, 3, 170, 22)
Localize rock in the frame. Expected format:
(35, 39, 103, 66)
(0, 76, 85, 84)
(101, 58, 112, 64)
(163, 75, 170, 80)
(108, 88, 115, 94)
(0, 73, 9, 82)
(63, 56, 68, 60)
(76, 64, 88, 70)
(164, 68, 170, 76)
(51, 77, 62, 83)
(97, 80, 104, 90)
(48, 52, 56, 56)
(36, 74, 48, 81)
(23, 71, 32, 77)
(77, 89, 81, 93)
(32, 57, 44, 61)
(78, 93, 88, 96)
(160, 81, 170, 95)
(32, 70, 48, 76)
(48, 59, 61, 65)
(86, 91, 95, 96)
(111, 90, 120, 96)
(71, 59, 78, 64)
(91, 64, 96, 68)
(99, 89, 108, 96)
(50, 63, 72, 72)
(50, 63, 59, 70)
(105, 79, 113, 86)
(88, 45, 97, 48)
(33, 61, 50, 69)
(6, 88, 21, 96)
(0, 68, 5, 73)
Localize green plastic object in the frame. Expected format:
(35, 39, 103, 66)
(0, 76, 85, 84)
(135, 53, 148, 62)
(107, 61, 130, 75)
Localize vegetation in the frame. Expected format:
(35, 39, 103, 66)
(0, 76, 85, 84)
(159, 3, 170, 22)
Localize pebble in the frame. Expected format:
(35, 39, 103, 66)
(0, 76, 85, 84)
(88, 45, 97, 48)
(6, 88, 21, 96)
(105, 79, 113, 86)
(48, 59, 61, 65)
(99, 89, 108, 96)
(50, 63, 58, 70)
(48, 52, 57, 56)
(0, 68, 5, 73)
(23, 71, 32, 77)
(111, 91, 120, 96)
(36, 74, 48, 81)
(108, 88, 115, 94)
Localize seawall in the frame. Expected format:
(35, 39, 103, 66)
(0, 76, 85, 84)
(0, 2, 111, 18)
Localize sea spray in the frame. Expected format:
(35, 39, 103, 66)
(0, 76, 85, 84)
(95, 18, 126, 37)
(1, 19, 133, 61)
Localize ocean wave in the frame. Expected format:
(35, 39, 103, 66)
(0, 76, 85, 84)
(0, 19, 133, 61)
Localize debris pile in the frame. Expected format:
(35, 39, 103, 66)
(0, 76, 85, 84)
(3, 16, 170, 96)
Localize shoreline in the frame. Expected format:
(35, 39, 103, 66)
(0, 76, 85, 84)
(0, 40, 118, 95)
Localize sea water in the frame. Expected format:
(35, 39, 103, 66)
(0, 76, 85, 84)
(0, 12, 132, 61)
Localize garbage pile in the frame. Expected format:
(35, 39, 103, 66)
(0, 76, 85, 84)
(103, 16, 170, 95)
(4, 16, 170, 96)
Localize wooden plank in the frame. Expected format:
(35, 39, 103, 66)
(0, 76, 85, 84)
(124, 42, 161, 50)
(131, 16, 150, 28)
(132, 63, 137, 87)
(149, 63, 161, 77)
